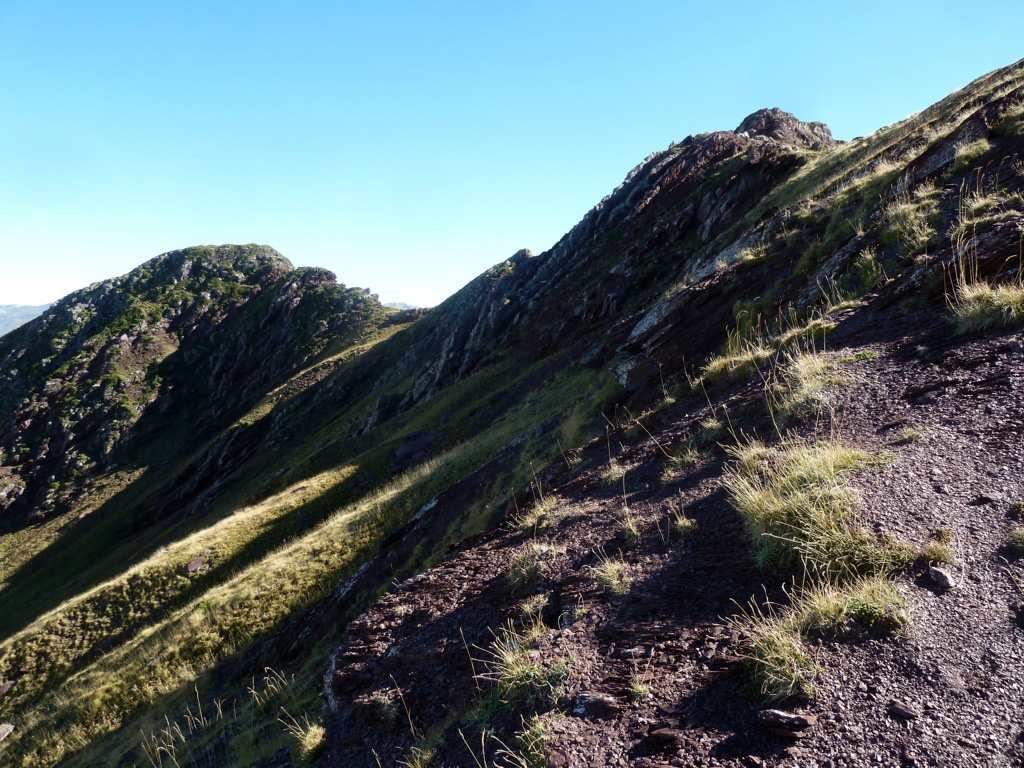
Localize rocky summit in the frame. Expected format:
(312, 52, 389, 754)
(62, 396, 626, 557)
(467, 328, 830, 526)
(2, 60, 1024, 768)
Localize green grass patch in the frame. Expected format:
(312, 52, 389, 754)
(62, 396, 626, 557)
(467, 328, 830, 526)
(953, 138, 992, 173)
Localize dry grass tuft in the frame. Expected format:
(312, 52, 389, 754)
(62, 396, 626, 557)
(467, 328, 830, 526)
(723, 438, 912, 579)
(950, 280, 1024, 333)
(768, 348, 845, 422)
(589, 552, 632, 595)
(507, 542, 558, 587)
(732, 577, 906, 700)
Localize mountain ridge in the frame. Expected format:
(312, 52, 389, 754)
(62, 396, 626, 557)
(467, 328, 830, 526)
(0, 59, 1023, 767)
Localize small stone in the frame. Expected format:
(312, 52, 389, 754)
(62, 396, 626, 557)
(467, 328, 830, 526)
(574, 692, 623, 715)
(928, 566, 955, 590)
(758, 709, 817, 738)
(888, 699, 919, 720)
(0, 724, 12, 744)
(649, 728, 686, 745)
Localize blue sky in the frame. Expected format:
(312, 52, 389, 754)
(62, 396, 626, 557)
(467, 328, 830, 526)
(2, 1, 1023, 307)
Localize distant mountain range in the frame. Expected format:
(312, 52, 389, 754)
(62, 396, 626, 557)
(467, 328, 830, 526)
(0, 304, 49, 336)
(383, 301, 418, 310)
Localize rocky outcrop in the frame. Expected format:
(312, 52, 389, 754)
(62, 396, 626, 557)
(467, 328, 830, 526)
(343, 111, 837, 430)
(736, 107, 840, 150)
(0, 245, 389, 522)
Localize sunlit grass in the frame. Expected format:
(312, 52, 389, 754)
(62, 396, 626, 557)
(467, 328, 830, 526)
(723, 438, 912, 579)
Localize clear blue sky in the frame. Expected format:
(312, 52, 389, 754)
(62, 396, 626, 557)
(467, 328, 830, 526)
(1, 1, 1022, 307)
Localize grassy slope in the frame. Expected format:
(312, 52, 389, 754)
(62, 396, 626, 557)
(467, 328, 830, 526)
(0, 326, 617, 765)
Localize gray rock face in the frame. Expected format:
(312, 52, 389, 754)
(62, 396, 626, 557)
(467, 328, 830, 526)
(736, 107, 840, 150)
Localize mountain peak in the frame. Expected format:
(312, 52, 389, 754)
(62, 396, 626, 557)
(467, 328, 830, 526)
(735, 107, 840, 149)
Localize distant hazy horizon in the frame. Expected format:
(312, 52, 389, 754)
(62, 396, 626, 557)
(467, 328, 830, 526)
(3, 1, 1024, 307)
(0, 304, 50, 336)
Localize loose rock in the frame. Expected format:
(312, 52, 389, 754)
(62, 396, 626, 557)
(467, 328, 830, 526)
(758, 709, 817, 738)
(928, 566, 955, 590)
(887, 699, 919, 720)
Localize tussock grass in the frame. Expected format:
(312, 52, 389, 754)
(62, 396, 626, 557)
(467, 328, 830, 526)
(797, 577, 907, 634)
(619, 510, 641, 546)
(881, 183, 939, 255)
(589, 552, 632, 595)
(950, 194, 1024, 335)
(950, 186, 1024, 242)
(476, 622, 566, 708)
(627, 673, 651, 702)
(842, 248, 888, 296)
(733, 577, 906, 700)
(507, 542, 558, 587)
(895, 426, 923, 443)
(664, 495, 697, 541)
(699, 316, 835, 386)
(950, 279, 1024, 333)
(723, 438, 912, 579)
(737, 243, 772, 264)
(662, 417, 724, 480)
(735, 599, 818, 700)
(280, 712, 325, 766)
(919, 539, 955, 565)
(500, 714, 555, 768)
(518, 593, 549, 621)
(399, 745, 435, 768)
(513, 495, 559, 534)
(996, 102, 1024, 136)
(768, 348, 845, 422)
(1010, 527, 1024, 550)
(600, 458, 625, 486)
(673, 511, 697, 538)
